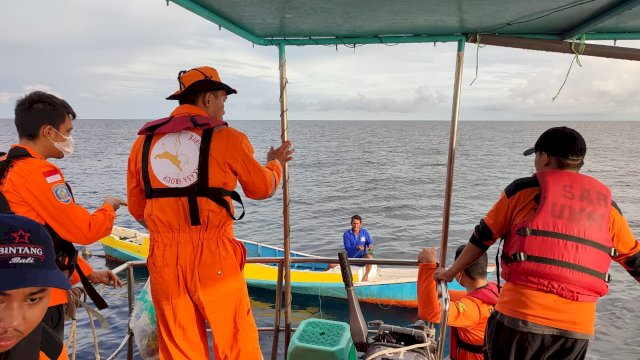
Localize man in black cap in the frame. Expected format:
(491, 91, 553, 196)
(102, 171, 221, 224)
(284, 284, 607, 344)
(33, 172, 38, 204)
(435, 127, 640, 360)
(0, 213, 71, 359)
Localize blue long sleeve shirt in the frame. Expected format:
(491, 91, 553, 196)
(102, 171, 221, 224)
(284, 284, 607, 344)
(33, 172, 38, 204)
(343, 228, 373, 258)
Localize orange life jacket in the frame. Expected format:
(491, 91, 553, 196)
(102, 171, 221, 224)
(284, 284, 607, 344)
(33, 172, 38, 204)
(502, 170, 615, 302)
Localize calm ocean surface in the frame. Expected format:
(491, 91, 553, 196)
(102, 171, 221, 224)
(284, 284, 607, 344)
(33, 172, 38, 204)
(1, 120, 639, 359)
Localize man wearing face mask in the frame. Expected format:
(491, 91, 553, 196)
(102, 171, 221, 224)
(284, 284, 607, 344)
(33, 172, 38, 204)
(0, 91, 126, 352)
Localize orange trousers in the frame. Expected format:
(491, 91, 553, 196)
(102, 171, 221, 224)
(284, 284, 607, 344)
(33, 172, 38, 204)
(147, 231, 261, 360)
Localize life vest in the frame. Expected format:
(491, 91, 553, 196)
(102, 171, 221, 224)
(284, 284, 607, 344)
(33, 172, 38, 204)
(0, 146, 108, 309)
(138, 114, 245, 226)
(501, 169, 615, 302)
(449, 282, 499, 360)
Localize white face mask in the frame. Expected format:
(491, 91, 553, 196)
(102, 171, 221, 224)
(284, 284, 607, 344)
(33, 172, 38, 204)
(50, 128, 75, 156)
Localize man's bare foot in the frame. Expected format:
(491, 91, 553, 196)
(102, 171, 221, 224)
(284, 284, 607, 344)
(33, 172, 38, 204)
(362, 276, 369, 282)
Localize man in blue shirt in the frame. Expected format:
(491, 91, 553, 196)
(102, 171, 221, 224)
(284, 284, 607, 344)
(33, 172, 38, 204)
(343, 214, 374, 281)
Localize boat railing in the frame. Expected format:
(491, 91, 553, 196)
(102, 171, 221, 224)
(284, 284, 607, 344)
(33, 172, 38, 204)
(104, 257, 423, 360)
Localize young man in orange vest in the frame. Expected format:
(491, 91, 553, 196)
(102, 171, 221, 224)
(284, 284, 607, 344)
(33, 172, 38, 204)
(127, 66, 294, 359)
(0, 213, 73, 360)
(0, 91, 125, 351)
(418, 246, 498, 360)
(436, 127, 640, 360)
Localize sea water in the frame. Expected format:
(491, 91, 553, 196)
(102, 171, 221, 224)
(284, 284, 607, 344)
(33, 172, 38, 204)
(1, 119, 638, 359)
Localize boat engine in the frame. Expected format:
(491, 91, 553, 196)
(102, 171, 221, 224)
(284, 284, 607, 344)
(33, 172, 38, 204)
(338, 251, 439, 360)
(363, 320, 437, 360)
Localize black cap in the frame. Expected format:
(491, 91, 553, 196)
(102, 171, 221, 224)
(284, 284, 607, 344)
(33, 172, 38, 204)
(523, 126, 586, 160)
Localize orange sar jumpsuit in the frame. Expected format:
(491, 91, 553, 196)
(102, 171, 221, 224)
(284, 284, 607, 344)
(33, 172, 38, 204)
(0, 145, 115, 307)
(418, 264, 494, 360)
(471, 179, 640, 337)
(0, 145, 115, 359)
(127, 104, 282, 360)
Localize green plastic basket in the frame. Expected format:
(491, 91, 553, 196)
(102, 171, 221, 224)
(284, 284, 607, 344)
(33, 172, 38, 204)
(287, 318, 357, 360)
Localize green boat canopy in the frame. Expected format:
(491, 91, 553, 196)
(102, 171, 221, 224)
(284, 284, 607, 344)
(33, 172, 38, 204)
(169, 0, 640, 45)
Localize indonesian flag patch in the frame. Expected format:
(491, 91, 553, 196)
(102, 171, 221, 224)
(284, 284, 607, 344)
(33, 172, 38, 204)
(42, 169, 62, 183)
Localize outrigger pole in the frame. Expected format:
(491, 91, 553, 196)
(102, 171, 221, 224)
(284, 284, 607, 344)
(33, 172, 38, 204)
(277, 43, 294, 356)
(436, 39, 466, 360)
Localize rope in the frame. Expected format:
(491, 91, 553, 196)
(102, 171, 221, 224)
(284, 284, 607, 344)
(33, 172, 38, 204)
(552, 34, 586, 101)
(65, 317, 78, 360)
(470, 34, 486, 86)
(64, 287, 111, 360)
(361, 265, 391, 310)
(364, 341, 435, 360)
(372, 269, 392, 310)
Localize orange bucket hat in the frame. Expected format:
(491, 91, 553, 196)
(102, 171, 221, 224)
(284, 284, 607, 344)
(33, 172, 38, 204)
(166, 66, 237, 100)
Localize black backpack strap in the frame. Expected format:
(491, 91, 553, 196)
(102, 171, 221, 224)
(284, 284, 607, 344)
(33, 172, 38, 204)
(189, 128, 212, 226)
(202, 188, 245, 221)
(456, 337, 485, 354)
(0, 146, 32, 182)
(0, 192, 11, 213)
(6, 146, 31, 160)
(40, 323, 64, 360)
(198, 129, 245, 221)
(141, 135, 154, 199)
(496, 238, 504, 292)
(44, 225, 109, 310)
(44, 224, 78, 275)
(1, 324, 42, 359)
(75, 263, 109, 310)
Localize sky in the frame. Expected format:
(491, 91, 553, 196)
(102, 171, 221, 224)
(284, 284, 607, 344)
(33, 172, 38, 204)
(1, 1, 640, 121)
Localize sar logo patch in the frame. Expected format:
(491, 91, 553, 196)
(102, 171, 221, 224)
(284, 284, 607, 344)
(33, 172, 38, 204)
(150, 131, 201, 188)
(52, 183, 72, 204)
(455, 301, 466, 313)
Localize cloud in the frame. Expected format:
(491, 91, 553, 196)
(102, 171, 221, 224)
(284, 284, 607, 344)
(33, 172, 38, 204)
(0, 84, 62, 105)
(289, 83, 447, 114)
(494, 58, 640, 119)
(1, 1, 639, 120)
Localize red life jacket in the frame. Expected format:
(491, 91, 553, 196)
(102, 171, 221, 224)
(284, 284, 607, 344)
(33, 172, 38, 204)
(138, 114, 246, 225)
(449, 282, 499, 360)
(137, 114, 226, 135)
(502, 169, 615, 302)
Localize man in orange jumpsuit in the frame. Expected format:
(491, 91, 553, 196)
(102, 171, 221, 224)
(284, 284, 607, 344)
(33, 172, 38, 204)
(0, 213, 72, 360)
(436, 127, 640, 360)
(0, 91, 126, 353)
(417, 246, 497, 360)
(127, 66, 294, 359)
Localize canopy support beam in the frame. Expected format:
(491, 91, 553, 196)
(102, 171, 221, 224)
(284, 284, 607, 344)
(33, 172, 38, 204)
(436, 38, 465, 360)
(277, 43, 293, 355)
(439, 39, 464, 268)
(562, 0, 640, 40)
(468, 34, 640, 61)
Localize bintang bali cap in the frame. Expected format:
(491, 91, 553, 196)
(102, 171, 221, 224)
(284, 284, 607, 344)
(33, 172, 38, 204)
(0, 213, 70, 291)
(523, 126, 587, 160)
(166, 66, 237, 100)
